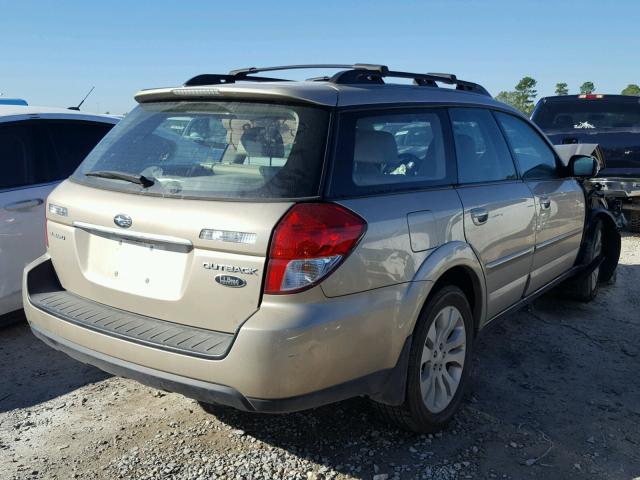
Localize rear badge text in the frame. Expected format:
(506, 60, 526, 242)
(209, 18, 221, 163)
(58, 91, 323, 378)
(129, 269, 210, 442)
(214, 275, 247, 288)
(203, 263, 258, 275)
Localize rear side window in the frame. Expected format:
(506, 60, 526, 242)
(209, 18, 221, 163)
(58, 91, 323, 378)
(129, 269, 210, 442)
(330, 109, 454, 196)
(495, 112, 559, 180)
(44, 121, 114, 181)
(73, 102, 330, 200)
(450, 108, 517, 184)
(0, 123, 34, 189)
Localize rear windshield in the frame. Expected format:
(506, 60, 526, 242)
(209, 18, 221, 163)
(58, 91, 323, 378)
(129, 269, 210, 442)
(533, 98, 640, 131)
(72, 101, 330, 200)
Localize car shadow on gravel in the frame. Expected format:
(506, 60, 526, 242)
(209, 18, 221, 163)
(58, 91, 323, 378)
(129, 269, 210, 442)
(198, 263, 640, 479)
(201, 397, 474, 478)
(0, 317, 110, 413)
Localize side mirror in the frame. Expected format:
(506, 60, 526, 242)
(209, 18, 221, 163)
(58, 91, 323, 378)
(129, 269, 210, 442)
(569, 155, 599, 178)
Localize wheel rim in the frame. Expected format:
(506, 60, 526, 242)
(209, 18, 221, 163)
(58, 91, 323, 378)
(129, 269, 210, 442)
(590, 227, 603, 287)
(419, 305, 466, 413)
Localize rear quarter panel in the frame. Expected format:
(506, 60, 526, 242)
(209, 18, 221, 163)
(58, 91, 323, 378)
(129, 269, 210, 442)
(322, 188, 465, 297)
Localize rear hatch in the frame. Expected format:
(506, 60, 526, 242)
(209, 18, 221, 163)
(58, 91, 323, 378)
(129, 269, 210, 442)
(532, 95, 640, 176)
(45, 99, 330, 334)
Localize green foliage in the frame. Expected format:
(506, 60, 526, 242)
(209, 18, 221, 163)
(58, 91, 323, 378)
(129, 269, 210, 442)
(555, 82, 569, 96)
(580, 82, 595, 94)
(495, 90, 518, 107)
(621, 84, 640, 96)
(495, 76, 538, 116)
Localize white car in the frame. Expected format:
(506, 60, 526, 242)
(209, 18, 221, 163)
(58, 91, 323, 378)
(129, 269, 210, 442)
(0, 105, 118, 318)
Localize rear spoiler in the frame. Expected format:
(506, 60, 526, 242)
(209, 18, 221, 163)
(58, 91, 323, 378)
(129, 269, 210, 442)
(133, 85, 338, 106)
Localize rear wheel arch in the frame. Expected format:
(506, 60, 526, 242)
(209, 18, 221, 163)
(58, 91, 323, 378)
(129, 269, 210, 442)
(427, 266, 483, 336)
(412, 241, 486, 333)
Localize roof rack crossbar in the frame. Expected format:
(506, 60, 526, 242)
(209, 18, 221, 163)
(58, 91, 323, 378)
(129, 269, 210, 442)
(228, 64, 371, 77)
(330, 68, 490, 96)
(183, 64, 490, 96)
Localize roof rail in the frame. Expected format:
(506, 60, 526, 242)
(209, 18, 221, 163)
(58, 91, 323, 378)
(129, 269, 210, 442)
(184, 64, 367, 86)
(329, 68, 490, 96)
(183, 64, 490, 96)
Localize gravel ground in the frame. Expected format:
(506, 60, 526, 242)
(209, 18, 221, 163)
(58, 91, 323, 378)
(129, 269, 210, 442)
(1, 234, 639, 480)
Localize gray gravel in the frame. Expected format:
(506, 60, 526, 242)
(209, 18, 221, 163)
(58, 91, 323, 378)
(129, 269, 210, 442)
(1, 234, 639, 480)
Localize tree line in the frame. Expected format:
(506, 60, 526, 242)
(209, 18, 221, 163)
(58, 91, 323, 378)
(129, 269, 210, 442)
(495, 78, 640, 116)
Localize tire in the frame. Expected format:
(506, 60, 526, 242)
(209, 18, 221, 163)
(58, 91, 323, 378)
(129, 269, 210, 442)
(572, 218, 603, 302)
(628, 211, 640, 233)
(373, 285, 474, 433)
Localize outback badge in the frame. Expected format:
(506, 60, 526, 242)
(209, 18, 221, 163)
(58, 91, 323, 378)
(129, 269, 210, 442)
(215, 274, 247, 288)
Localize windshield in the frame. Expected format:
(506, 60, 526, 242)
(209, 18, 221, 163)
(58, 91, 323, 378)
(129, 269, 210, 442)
(533, 98, 640, 131)
(73, 101, 330, 200)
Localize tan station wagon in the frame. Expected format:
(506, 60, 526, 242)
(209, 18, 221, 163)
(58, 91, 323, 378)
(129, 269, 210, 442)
(23, 64, 621, 432)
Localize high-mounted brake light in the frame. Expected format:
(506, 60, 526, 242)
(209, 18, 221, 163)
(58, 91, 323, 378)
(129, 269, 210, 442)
(264, 203, 366, 294)
(578, 94, 604, 99)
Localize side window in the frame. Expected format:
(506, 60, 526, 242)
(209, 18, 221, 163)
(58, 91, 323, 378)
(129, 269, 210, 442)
(495, 112, 559, 180)
(44, 121, 114, 181)
(353, 112, 448, 186)
(0, 123, 35, 189)
(449, 108, 517, 184)
(330, 109, 454, 196)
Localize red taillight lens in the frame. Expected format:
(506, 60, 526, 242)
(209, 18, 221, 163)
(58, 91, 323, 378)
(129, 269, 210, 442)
(264, 203, 366, 294)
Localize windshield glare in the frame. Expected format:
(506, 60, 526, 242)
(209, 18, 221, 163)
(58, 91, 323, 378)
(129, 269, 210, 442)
(73, 101, 329, 200)
(533, 99, 640, 131)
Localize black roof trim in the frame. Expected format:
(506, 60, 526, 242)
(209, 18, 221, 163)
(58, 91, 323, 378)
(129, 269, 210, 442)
(183, 64, 490, 96)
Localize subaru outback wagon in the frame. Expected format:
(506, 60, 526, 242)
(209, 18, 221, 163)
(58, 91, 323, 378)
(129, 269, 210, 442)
(23, 64, 620, 432)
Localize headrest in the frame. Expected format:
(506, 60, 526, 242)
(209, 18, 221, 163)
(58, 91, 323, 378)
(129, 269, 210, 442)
(354, 130, 398, 164)
(240, 125, 284, 158)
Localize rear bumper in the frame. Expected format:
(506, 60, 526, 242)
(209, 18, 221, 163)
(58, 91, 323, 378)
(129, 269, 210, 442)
(31, 324, 410, 413)
(24, 254, 423, 411)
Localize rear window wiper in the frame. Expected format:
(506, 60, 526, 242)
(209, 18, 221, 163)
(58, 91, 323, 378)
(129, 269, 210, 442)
(85, 170, 155, 188)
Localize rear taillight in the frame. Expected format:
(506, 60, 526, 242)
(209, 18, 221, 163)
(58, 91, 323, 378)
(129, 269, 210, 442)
(264, 203, 366, 294)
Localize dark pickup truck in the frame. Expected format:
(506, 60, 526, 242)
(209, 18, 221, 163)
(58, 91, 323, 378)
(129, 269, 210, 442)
(532, 94, 640, 231)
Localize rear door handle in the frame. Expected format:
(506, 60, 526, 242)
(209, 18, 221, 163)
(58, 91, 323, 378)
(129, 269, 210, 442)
(470, 208, 489, 226)
(4, 198, 44, 211)
(539, 196, 551, 210)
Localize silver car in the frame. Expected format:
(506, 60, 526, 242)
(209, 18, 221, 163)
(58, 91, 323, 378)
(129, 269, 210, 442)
(0, 105, 117, 319)
(23, 65, 620, 432)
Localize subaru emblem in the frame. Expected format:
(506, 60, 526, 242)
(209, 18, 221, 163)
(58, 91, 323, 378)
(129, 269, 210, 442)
(114, 214, 132, 229)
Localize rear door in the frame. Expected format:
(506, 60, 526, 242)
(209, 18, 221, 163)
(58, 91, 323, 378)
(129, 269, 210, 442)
(495, 112, 585, 294)
(0, 122, 52, 314)
(450, 108, 536, 319)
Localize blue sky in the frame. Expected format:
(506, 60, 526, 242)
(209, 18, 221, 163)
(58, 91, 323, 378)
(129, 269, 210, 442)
(1, 0, 639, 114)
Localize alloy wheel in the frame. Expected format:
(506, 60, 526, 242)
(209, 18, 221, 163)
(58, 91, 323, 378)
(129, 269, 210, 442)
(419, 305, 467, 413)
